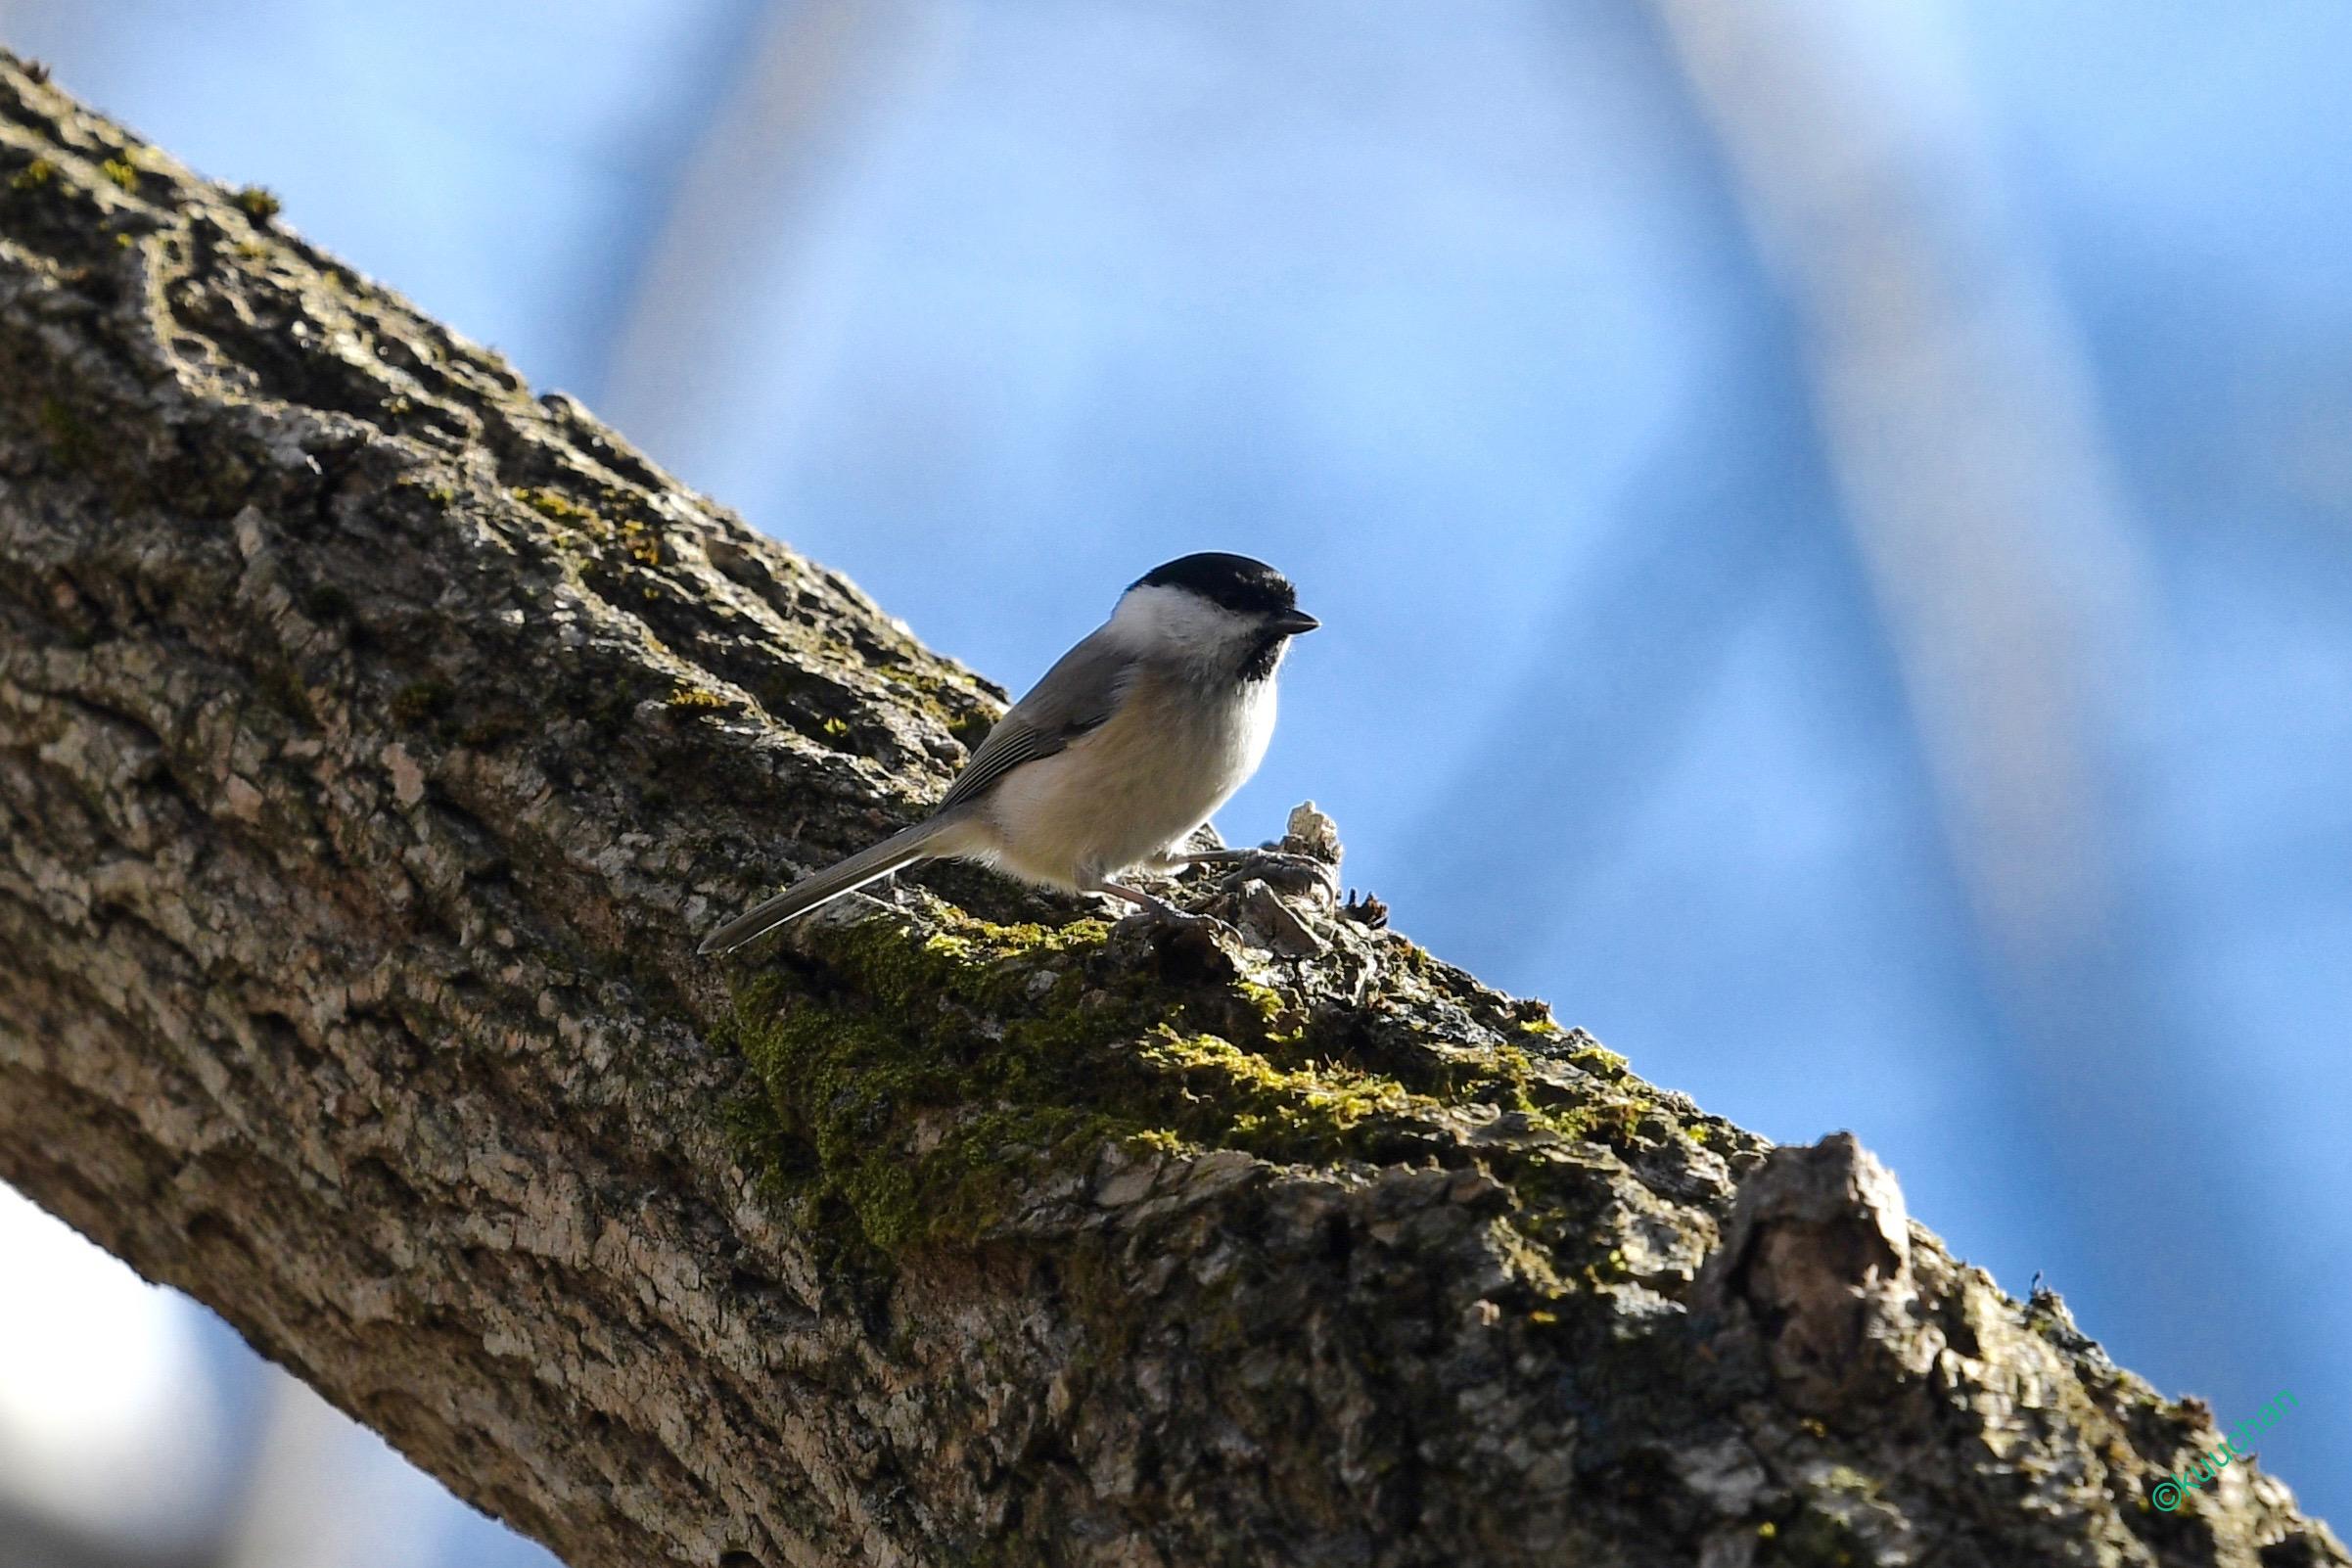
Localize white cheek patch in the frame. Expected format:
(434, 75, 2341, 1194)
(1109, 585, 1256, 664)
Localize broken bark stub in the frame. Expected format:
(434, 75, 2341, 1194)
(1698, 1132, 1936, 1419)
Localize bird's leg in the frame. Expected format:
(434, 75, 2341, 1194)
(1171, 848, 1256, 867)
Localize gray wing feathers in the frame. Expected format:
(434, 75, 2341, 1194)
(703, 628, 1130, 955)
(698, 815, 957, 954)
(938, 630, 1133, 810)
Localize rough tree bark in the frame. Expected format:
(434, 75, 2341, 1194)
(0, 55, 2339, 1568)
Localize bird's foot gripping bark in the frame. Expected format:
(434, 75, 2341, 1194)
(1176, 846, 1342, 900)
(1118, 902, 1241, 950)
(1092, 876, 1241, 943)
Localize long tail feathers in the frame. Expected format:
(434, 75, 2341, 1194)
(698, 817, 955, 955)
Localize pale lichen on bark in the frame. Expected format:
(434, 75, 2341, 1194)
(0, 53, 2341, 1568)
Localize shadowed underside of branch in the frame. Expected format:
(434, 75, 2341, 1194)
(0, 55, 2339, 1568)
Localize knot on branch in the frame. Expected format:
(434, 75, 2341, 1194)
(1698, 1132, 1934, 1417)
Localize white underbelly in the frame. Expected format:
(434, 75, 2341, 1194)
(981, 675, 1274, 890)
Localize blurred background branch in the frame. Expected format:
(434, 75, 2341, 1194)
(1645, 0, 2277, 1441)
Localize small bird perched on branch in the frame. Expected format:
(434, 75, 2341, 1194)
(700, 552, 1320, 954)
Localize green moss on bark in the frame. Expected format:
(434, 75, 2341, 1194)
(722, 897, 1714, 1277)
(727, 904, 1414, 1244)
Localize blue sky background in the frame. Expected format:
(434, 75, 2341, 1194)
(2, 2, 2346, 1560)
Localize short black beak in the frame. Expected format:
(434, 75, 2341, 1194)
(1272, 610, 1320, 636)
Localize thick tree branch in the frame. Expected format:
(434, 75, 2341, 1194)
(0, 56, 2339, 1568)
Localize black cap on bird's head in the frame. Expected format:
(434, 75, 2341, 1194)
(1131, 552, 1318, 635)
